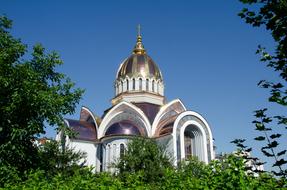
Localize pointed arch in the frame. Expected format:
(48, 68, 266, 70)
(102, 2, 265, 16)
(151, 99, 186, 136)
(80, 106, 99, 132)
(98, 101, 152, 138)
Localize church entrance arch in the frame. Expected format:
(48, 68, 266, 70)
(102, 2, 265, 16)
(182, 125, 204, 160)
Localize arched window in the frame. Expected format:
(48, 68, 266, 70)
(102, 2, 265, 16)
(139, 78, 142, 91)
(152, 80, 155, 92)
(184, 131, 192, 159)
(120, 144, 125, 159)
(126, 79, 129, 91)
(146, 79, 149, 91)
(132, 78, 135, 90)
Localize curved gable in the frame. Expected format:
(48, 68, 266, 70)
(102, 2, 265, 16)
(151, 99, 186, 136)
(98, 101, 152, 138)
(80, 106, 99, 131)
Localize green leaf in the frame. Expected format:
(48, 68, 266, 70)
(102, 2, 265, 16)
(254, 136, 265, 141)
(269, 134, 281, 139)
(277, 150, 287, 157)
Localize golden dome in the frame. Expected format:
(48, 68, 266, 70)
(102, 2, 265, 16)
(116, 32, 163, 81)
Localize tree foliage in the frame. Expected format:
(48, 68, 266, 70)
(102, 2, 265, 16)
(37, 140, 86, 177)
(3, 144, 284, 189)
(0, 15, 84, 181)
(238, 0, 287, 177)
(115, 137, 172, 183)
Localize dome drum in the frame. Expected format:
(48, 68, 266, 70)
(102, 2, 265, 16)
(115, 77, 164, 96)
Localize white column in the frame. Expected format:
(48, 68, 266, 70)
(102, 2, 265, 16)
(148, 80, 152, 92)
(155, 81, 158, 94)
(142, 79, 146, 91)
(115, 84, 118, 96)
(128, 78, 132, 92)
(123, 80, 127, 92)
(118, 82, 122, 94)
(135, 78, 139, 91)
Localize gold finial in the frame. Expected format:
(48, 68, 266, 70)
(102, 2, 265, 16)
(133, 24, 146, 54)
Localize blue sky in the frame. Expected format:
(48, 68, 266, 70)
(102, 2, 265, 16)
(2, 0, 284, 169)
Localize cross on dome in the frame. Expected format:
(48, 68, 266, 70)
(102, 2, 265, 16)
(133, 24, 146, 54)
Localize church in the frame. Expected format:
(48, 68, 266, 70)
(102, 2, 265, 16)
(56, 30, 214, 172)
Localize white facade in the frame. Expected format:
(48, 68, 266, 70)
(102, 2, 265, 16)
(56, 33, 214, 172)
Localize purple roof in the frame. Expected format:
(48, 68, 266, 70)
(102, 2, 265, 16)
(66, 119, 97, 141)
(133, 102, 160, 124)
(105, 120, 141, 136)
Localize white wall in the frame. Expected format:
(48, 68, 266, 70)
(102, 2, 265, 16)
(156, 135, 174, 160)
(68, 140, 99, 172)
(102, 137, 129, 173)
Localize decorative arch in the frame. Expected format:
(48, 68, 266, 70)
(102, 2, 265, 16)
(172, 111, 214, 165)
(151, 99, 186, 136)
(80, 106, 99, 131)
(98, 101, 152, 138)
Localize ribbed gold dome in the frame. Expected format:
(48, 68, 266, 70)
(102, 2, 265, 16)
(116, 33, 163, 80)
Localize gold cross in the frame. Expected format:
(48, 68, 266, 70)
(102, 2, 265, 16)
(137, 24, 141, 36)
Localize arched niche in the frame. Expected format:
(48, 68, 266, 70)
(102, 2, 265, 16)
(172, 111, 214, 165)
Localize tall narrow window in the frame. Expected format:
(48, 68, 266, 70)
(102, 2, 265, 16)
(146, 79, 149, 91)
(132, 78, 135, 90)
(99, 144, 103, 172)
(120, 144, 125, 159)
(113, 144, 116, 160)
(107, 144, 111, 164)
(126, 79, 129, 91)
(184, 131, 192, 159)
(139, 78, 142, 91)
(152, 80, 155, 92)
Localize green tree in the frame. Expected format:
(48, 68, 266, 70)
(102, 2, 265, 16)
(0, 15, 84, 182)
(238, 0, 287, 177)
(115, 137, 172, 183)
(37, 140, 86, 177)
